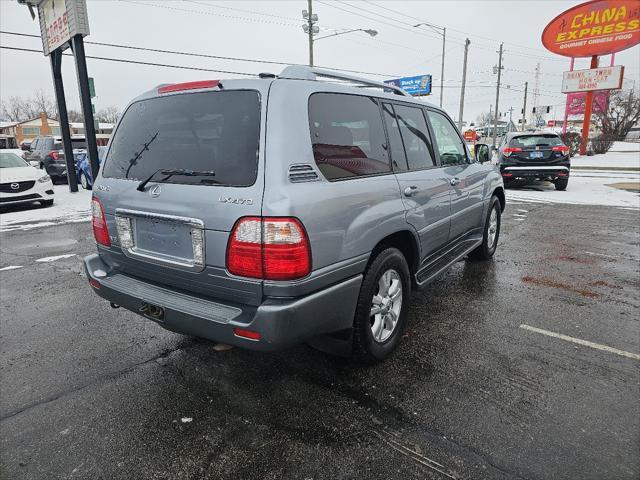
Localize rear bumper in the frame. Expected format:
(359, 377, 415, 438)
(84, 253, 362, 351)
(500, 165, 569, 179)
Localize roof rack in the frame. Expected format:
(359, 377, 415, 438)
(279, 66, 410, 97)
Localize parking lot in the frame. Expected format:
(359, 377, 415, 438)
(1, 193, 638, 479)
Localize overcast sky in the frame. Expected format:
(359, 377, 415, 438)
(1, 0, 639, 123)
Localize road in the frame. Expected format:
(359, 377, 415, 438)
(1, 200, 639, 480)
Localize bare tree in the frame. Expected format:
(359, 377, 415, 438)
(476, 111, 494, 126)
(593, 89, 640, 140)
(67, 110, 84, 123)
(0, 90, 57, 122)
(95, 106, 120, 124)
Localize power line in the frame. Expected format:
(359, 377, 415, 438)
(1, 45, 259, 75)
(0, 30, 402, 78)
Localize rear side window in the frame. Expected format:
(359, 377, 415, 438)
(393, 104, 436, 170)
(510, 135, 563, 149)
(309, 93, 390, 181)
(103, 90, 261, 186)
(427, 111, 467, 166)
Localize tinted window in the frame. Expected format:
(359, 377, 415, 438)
(510, 134, 563, 149)
(427, 111, 467, 165)
(103, 90, 260, 186)
(309, 93, 389, 181)
(53, 139, 87, 150)
(394, 105, 435, 170)
(381, 103, 407, 170)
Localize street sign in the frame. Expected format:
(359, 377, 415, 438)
(547, 120, 556, 127)
(37, 0, 90, 56)
(541, 0, 640, 58)
(561, 65, 624, 93)
(384, 75, 432, 96)
(88, 77, 95, 98)
(463, 130, 476, 142)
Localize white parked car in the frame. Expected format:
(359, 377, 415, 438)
(0, 151, 54, 207)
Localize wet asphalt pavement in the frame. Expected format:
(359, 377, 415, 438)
(0, 201, 639, 480)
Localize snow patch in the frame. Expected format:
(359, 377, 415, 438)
(0, 185, 91, 232)
(180, 417, 193, 423)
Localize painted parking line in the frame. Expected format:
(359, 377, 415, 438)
(520, 324, 640, 361)
(0, 265, 23, 271)
(35, 254, 76, 263)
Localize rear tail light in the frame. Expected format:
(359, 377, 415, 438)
(557, 171, 568, 177)
(49, 150, 60, 160)
(552, 145, 570, 154)
(89, 278, 101, 289)
(502, 147, 522, 157)
(91, 196, 111, 247)
(227, 217, 311, 280)
(502, 172, 513, 177)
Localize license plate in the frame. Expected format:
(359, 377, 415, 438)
(134, 218, 195, 261)
(530, 151, 544, 159)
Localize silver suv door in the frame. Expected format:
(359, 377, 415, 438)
(426, 110, 487, 240)
(381, 102, 451, 260)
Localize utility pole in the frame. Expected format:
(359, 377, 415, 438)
(307, 0, 314, 66)
(521, 81, 528, 132)
(458, 38, 470, 130)
(440, 27, 446, 108)
(531, 62, 541, 126)
(492, 43, 504, 147)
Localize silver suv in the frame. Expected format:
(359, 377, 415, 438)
(84, 67, 504, 362)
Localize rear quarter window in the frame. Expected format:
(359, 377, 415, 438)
(103, 90, 261, 186)
(308, 92, 390, 181)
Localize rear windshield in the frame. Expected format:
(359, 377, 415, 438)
(102, 90, 260, 186)
(510, 135, 562, 149)
(53, 139, 87, 150)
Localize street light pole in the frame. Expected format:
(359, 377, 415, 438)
(458, 38, 470, 130)
(414, 23, 446, 108)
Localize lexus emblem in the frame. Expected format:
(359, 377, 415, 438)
(149, 185, 162, 198)
(10, 183, 19, 190)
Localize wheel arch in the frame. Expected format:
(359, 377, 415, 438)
(368, 230, 420, 276)
(493, 186, 505, 212)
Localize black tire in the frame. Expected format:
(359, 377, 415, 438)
(554, 178, 568, 191)
(40, 199, 54, 207)
(352, 247, 411, 362)
(79, 172, 92, 190)
(469, 196, 501, 261)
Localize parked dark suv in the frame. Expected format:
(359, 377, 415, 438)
(497, 131, 570, 190)
(84, 67, 505, 362)
(24, 135, 87, 183)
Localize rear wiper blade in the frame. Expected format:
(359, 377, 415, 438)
(137, 168, 215, 191)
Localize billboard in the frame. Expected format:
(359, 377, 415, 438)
(562, 65, 624, 93)
(565, 91, 610, 115)
(541, 0, 640, 58)
(384, 75, 432, 96)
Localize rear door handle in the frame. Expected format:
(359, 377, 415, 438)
(403, 186, 419, 197)
(450, 177, 461, 186)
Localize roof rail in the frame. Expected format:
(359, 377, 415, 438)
(279, 65, 410, 97)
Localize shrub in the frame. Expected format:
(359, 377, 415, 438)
(560, 132, 581, 157)
(590, 134, 616, 155)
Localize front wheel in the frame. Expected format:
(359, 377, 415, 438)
(352, 248, 411, 362)
(469, 196, 501, 261)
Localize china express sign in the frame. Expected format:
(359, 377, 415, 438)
(542, 0, 640, 57)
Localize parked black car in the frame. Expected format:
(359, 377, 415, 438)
(23, 135, 87, 183)
(497, 131, 570, 190)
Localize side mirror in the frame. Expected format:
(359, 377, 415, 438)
(475, 144, 491, 164)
